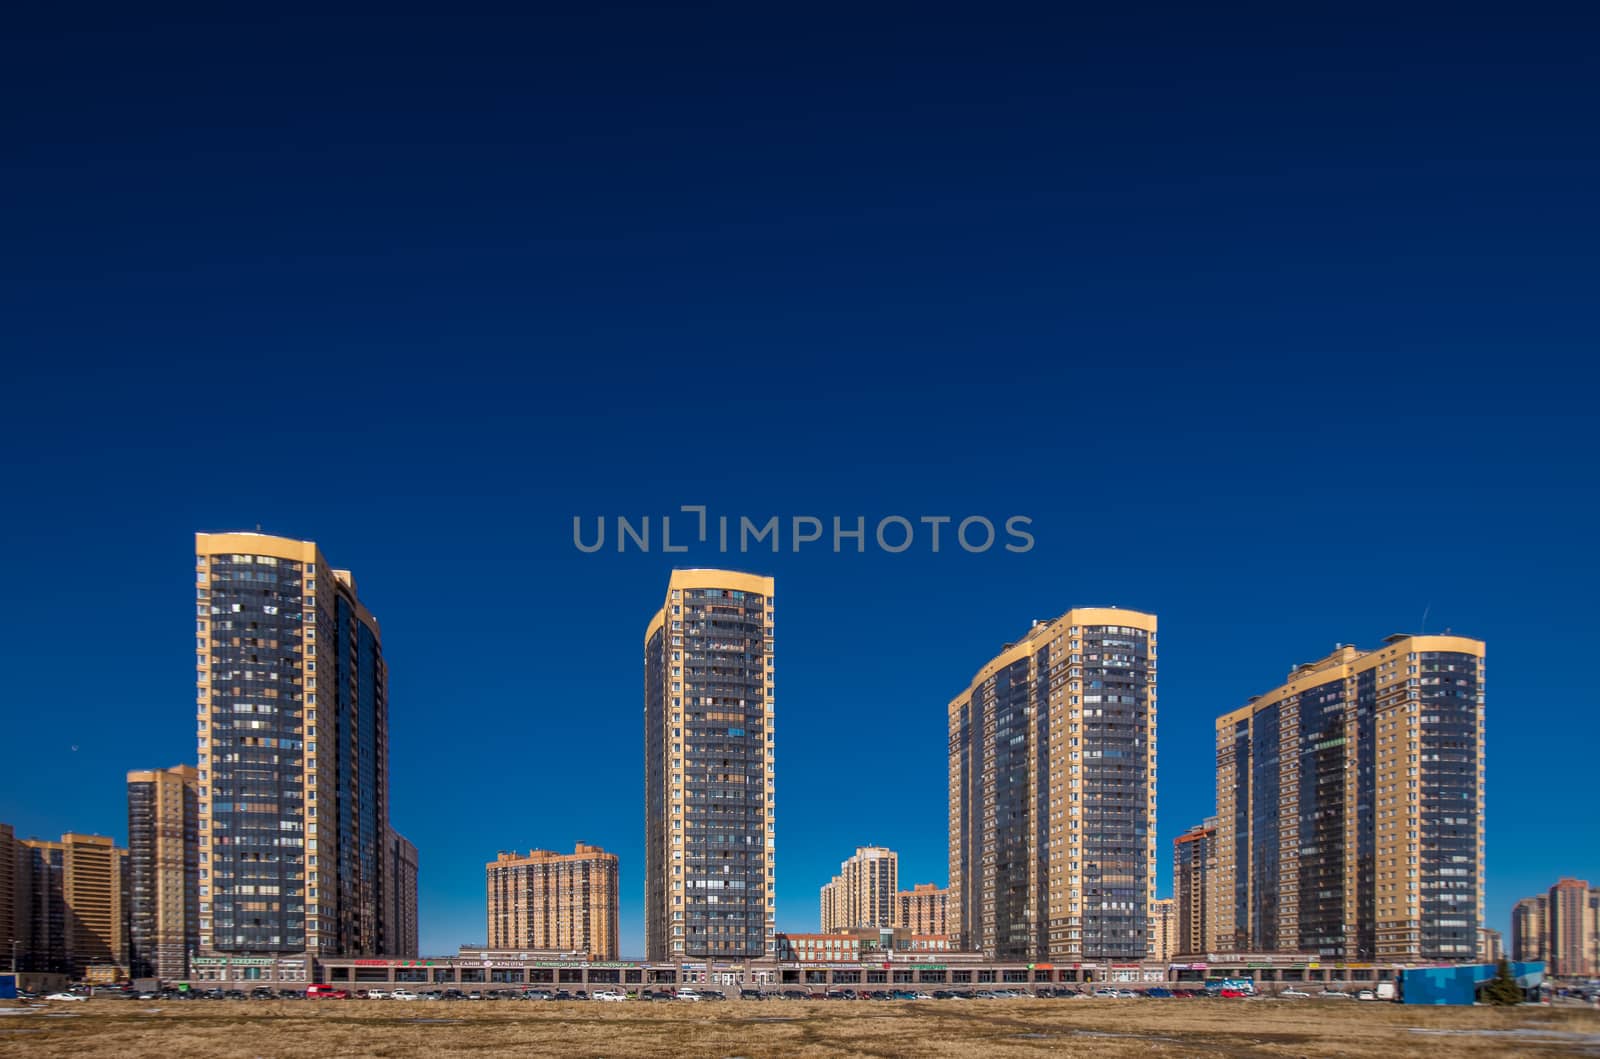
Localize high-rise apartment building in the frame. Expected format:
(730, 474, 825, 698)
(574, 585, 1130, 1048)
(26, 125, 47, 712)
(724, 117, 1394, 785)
(62, 833, 127, 974)
(10, 833, 127, 976)
(1214, 635, 1485, 963)
(196, 531, 398, 958)
(1477, 926, 1503, 964)
(1510, 894, 1548, 963)
(1549, 877, 1598, 977)
(644, 570, 776, 961)
(486, 844, 618, 960)
(949, 607, 1158, 962)
(819, 847, 898, 932)
(820, 877, 840, 935)
(0, 823, 14, 971)
(895, 883, 950, 938)
(127, 765, 200, 980)
(15, 838, 66, 973)
(1173, 818, 1216, 956)
(1148, 897, 1177, 963)
(386, 829, 420, 958)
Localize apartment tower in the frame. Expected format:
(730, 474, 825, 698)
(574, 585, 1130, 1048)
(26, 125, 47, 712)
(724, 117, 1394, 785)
(486, 844, 618, 960)
(1173, 817, 1216, 956)
(1214, 634, 1485, 963)
(895, 883, 950, 937)
(1511, 895, 1549, 963)
(196, 532, 398, 958)
(1148, 897, 1177, 963)
(644, 570, 776, 961)
(1549, 878, 1598, 977)
(386, 829, 420, 958)
(820, 847, 898, 932)
(949, 607, 1158, 962)
(0, 823, 13, 971)
(127, 765, 200, 980)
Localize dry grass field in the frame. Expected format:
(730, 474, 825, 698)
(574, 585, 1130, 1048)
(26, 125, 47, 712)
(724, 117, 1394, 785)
(3, 998, 1599, 1058)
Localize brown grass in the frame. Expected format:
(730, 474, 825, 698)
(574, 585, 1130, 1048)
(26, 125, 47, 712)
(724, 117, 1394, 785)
(2, 997, 1598, 1058)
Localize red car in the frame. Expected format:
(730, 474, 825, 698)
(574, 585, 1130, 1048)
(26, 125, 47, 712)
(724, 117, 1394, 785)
(306, 984, 349, 1000)
(1219, 988, 1247, 999)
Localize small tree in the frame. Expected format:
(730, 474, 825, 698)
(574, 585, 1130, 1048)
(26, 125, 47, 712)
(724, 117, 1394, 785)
(1481, 958, 1523, 1005)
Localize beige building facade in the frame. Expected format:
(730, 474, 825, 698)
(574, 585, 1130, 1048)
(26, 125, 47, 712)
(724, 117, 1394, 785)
(949, 607, 1159, 962)
(1214, 635, 1486, 963)
(487, 844, 618, 960)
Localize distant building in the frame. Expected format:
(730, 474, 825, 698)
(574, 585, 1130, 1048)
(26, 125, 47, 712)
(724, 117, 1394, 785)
(1511, 895, 1549, 963)
(820, 847, 898, 932)
(487, 844, 618, 960)
(1477, 927, 1503, 964)
(1148, 898, 1177, 964)
(62, 834, 127, 976)
(11, 833, 127, 977)
(387, 830, 419, 958)
(950, 608, 1159, 962)
(0, 823, 14, 970)
(1549, 878, 1598, 977)
(895, 883, 949, 938)
(127, 765, 200, 981)
(1173, 818, 1216, 956)
(1215, 635, 1485, 963)
(820, 877, 841, 935)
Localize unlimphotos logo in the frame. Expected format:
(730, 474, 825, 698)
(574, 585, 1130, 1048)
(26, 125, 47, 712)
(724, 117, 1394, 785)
(573, 506, 1034, 554)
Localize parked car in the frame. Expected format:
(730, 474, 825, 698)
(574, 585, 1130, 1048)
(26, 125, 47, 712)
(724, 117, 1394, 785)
(390, 989, 420, 1001)
(1145, 987, 1173, 998)
(1280, 988, 1311, 998)
(1355, 989, 1377, 1001)
(675, 989, 703, 1001)
(305, 985, 349, 1000)
(1320, 990, 1352, 999)
(591, 989, 627, 1002)
(44, 992, 87, 1002)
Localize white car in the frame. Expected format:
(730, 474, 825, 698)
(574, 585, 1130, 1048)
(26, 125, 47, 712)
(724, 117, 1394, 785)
(368, 990, 390, 1000)
(674, 989, 703, 1001)
(1355, 989, 1377, 1001)
(45, 993, 86, 1002)
(390, 989, 420, 1001)
(1280, 988, 1311, 998)
(591, 990, 627, 1002)
(1320, 990, 1352, 999)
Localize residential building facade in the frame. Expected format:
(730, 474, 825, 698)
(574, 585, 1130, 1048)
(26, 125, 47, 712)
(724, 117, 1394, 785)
(1173, 818, 1216, 956)
(1148, 897, 1177, 963)
(1548, 877, 1598, 977)
(387, 829, 420, 958)
(644, 570, 776, 961)
(820, 847, 898, 932)
(1213, 635, 1486, 963)
(62, 833, 127, 975)
(486, 844, 618, 960)
(1510, 895, 1548, 963)
(127, 765, 200, 980)
(895, 883, 950, 938)
(0, 823, 14, 971)
(949, 607, 1158, 962)
(196, 531, 396, 958)
(10, 833, 127, 977)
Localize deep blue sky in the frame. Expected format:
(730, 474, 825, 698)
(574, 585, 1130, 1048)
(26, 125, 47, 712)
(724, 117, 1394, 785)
(2, 7, 1596, 958)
